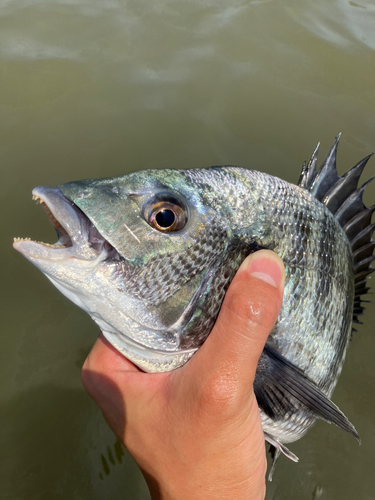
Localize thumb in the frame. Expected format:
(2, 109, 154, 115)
(190, 250, 285, 391)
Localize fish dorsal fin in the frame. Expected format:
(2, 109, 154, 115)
(298, 142, 320, 189)
(298, 136, 374, 326)
(255, 345, 360, 441)
(310, 134, 342, 200)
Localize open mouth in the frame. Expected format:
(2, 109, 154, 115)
(14, 193, 74, 249)
(13, 186, 115, 262)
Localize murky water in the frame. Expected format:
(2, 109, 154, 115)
(2, 1, 375, 498)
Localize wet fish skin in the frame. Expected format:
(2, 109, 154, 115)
(13, 140, 373, 463)
(56, 166, 353, 385)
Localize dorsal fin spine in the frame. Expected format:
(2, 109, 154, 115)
(323, 155, 372, 214)
(297, 137, 374, 328)
(310, 134, 341, 200)
(335, 176, 375, 226)
(343, 206, 375, 240)
(298, 143, 320, 189)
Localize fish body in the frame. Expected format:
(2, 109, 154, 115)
(14, 138, 374, 466)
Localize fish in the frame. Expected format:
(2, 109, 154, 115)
(13, 135, 374, 478)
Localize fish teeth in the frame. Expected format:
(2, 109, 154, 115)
(13, 236, 66, 248)
(36, 242, 67, 248)
(32, 194, 43, 204)
(13, 237, 32, 243)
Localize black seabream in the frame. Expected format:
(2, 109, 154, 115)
(14, 136, 374, 478)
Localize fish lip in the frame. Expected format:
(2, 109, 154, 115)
(13, 186, 110, 263)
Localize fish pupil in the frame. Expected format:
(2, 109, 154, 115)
(156, 209, 175, 228)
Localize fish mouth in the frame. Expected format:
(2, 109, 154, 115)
(13, 186, 115, 263)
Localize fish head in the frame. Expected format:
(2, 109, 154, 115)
(14, 168, 252, 372)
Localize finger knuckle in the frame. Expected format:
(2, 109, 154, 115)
(199, 372, 240, 418)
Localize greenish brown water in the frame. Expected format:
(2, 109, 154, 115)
(1, 1, 375, 498)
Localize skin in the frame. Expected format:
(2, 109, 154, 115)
(82, 249, 285, 500)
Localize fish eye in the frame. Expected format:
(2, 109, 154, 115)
(155, 209, 175, 228)
(145, 196, 188, 232)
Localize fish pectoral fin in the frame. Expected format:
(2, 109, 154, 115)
(255, 345, 361, 442)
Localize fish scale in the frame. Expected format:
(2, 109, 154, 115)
(129, 223, 227, 306)
(207, 168, 355, 439)
(13, 136, 374, 479)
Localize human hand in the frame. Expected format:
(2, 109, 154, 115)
(82, 249, 285, 500)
